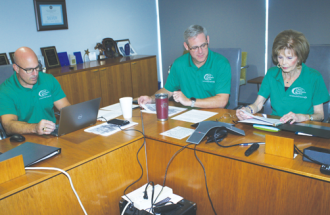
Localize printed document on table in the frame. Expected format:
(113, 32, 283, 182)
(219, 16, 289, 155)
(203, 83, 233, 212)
(171, 110, 218, 123)
(97, 103, 139, 121)
(141, 104, 187, 117)
(84, 121, 138, 136)
(160, 126, 195, 139)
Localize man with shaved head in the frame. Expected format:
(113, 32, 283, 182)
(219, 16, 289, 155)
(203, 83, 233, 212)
(0, 47, 70, 135)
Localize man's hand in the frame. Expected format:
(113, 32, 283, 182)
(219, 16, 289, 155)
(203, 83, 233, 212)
(138, 96, 153, 106)
(35, 120, 56, 135)
(173, 91, 191, 106)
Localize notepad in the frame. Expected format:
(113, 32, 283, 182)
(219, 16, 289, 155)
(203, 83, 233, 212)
(0, 142, 61, 167)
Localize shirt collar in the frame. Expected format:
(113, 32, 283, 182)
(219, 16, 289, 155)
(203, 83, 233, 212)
(274, 63, 308, 83)
(13, 72, 40, 90)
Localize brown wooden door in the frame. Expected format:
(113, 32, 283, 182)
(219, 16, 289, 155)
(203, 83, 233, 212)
(99, 63, 133, 107)
(131, 57, 158, 98)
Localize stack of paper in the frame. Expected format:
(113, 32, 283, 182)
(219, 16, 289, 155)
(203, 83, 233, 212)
(141, 104, 187, 117)
(98, 103, 138, 121)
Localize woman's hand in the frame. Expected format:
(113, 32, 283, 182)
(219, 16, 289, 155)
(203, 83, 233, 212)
(280, 112, 309, 124)
(236, 107, 253, 121)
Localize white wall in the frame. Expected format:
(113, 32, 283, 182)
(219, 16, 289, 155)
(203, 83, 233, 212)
(0, 0, 160, 76)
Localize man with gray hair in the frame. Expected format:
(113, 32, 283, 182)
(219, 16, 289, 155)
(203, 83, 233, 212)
(138, 24, 231, 108)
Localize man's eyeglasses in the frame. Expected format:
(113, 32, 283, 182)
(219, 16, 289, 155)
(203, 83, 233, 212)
(15, 63, 41, 74)
(189, 42, 208, 52)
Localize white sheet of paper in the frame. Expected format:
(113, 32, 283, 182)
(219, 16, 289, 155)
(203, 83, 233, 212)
(84, 121, 138, 136)
(141, 104, 187, 117)
(171, 110, 218, 123)
(160, 126, 195, 139)
(97, 103, 139, 121)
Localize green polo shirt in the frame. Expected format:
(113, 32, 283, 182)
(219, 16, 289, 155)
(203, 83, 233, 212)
(258, 63, 329, 116)
(165, 49, 231, 99)
(0, 72, 66, 123)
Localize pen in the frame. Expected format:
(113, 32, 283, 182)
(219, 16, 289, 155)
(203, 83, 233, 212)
(295, 132, 314, 136)
(240, 142, 265, 146)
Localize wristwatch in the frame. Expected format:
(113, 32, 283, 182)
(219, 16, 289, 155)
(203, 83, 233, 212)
(309, 114, 313, 121)
(190, 97, 196, 107)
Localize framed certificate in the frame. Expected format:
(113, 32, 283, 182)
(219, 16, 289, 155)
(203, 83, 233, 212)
(9, 52, 15, 64)
(40, 46, 61, 69)
(34, 0, 68, 31)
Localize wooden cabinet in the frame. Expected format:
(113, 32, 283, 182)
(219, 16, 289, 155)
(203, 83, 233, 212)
(131, 57, 158, 98)
(52, 55, 157, 108)
(99, 63, 133, 107)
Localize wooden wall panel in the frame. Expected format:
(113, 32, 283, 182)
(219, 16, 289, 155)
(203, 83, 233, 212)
(146, 139, 330, 215)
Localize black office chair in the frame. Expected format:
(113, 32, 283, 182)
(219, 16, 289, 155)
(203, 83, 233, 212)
(0, 122, 7, 140)
(211, 48, 242, 109)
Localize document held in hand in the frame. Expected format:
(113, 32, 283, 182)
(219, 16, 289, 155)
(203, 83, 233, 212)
(238, 110, 284, 127)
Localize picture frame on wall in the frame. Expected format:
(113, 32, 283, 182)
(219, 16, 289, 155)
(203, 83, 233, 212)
(9, 52, 15, 64)
(0, 53, 10, 65)
(40, 46, 61, 69)
(33, 0, 68, 31)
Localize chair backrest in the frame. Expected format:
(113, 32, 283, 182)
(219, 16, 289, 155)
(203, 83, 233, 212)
(240, 52, 248, 85)
(0, 64, 14, 85)
(264, 45, 330, 122)
(211, 48, 242, 109)
(305, 45, 330, 122)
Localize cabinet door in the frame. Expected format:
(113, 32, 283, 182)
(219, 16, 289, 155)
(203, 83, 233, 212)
(68, 69, 102, 105)
(131, 57, 158, 98)
(99, 64, 133, 107)
(56, 75, 74, 105)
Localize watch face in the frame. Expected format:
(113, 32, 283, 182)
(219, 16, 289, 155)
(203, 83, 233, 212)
(190, 97, 196, 101)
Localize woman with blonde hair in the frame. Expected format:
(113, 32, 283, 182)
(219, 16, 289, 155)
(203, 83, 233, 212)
(237, 30, 329, 123)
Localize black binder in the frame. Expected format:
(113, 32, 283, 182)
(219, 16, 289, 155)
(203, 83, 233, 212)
(0, 142, 61, 167)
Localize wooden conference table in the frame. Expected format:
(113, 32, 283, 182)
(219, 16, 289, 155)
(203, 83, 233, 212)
(1, 106, 330, 214)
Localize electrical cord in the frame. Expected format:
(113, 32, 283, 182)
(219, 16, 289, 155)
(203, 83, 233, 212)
(118, 126, 146, 206)
(193, 145, 218, 215)
(25, 167, 87, 215)
(121, 202, 131, 215)
(153, 143, 193, 206)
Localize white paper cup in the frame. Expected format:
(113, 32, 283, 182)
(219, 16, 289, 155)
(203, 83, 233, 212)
(119, 97, 133, 119)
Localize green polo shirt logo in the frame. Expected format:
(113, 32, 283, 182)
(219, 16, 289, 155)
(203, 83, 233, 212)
(290, 87, 307, 99)
(39, 89, 51, 100)
(203, 74, 215, 83)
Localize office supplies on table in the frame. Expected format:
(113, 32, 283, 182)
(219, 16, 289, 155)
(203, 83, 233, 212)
(278, 123, 330, 139)
(253, 124, 280, 132)
(51, 97, 101, 136)
(141, 104, 187, 117)
(172, 110, 218, 123)
(0, 142, 61, 167)
(245, 143, 259, 156)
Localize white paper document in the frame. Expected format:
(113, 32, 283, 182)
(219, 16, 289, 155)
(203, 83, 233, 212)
(84, 121, 138, 136)
(238, 110, 283, 126)
(160, 126, 195, 139)
(141, 104, 187, 117)
(171, 110, 218, 123)
(97, 103, 139, 121)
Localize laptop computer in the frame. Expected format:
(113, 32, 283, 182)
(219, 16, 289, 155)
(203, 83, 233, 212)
(51, 97, 101, 137)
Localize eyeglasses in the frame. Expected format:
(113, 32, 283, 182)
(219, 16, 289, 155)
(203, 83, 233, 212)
(15, 63, 41, 74)
(189, 42, 208, 52)
(216, 113, 238, 124)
